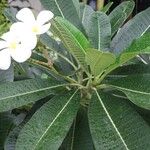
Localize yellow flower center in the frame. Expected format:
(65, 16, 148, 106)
(9, 41, 17, 50)
(32, 26, 40, 33)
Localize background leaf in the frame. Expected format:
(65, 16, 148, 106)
(40, 0, 82, 29)
(83, 11, 111, 51)
(109, 1, 135, 37)
(111, 7, 150, 54)
(119, 33, 150, 64)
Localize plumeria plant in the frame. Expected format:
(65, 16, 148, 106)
(1, 0, 150, 149)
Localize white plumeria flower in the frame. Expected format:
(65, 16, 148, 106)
(11, 8, 54, 36)
(0, 30, 37, 70)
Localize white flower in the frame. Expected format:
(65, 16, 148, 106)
(0, 30, 37, 70)
(11, 8, 54, 35)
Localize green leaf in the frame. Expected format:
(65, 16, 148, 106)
(0, 78, 64, 112)
(85, 49, 116, 76)
(40, 0, 82, 29)
(60, 107, 94, 150)
(4, 8, 17, 23)
(119, 33, 150, 64)
(107, 74, 150, 110)
(84, 11, 111, 51)
(101, 2, 113, 13)
(4, 125, 22, 150)
(0, 112, 14, 149)
(0, 65, 14, 83)
(109, 1, 135, 37)
(16, 91, 80, 150)
(51, 17, 90, 70)
(110, 64, 150, 76)
(80, 3, 94, 27)
(111, 7, 150, 54)
(88, 90, 150, 149)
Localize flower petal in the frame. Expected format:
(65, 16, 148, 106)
(21, 33, 37, 50)
(16, 8, 35, 23)
(10, 47, 32, 63)
(37, 10, 54, 25)
(0, 49, 11, 70)
(37, 23, 51, 35)
(10, 22, 27, 33)
(0, 41, 7, 50)
(10, 23, 37, 50)
(1, 32, 14, 42)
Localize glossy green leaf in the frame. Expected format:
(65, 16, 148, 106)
(0, 78, 63, 112)
(107, 74, 150, 110)
(111, 7, 150, 54)
(88, 90, 150, 149)
(40, 0, 82, 29)
(85, 49, 116, 76)
(84, 11, 111, 51)
(109, 1, 135, 37)
(119, 33, 150, 64)
(16, 91, 80, 150)
(51, 17, 90, 70)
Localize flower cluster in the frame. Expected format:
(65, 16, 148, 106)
(0, 8, 54, 70)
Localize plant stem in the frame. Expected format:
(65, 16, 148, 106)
(56, 52, 78, 70)
(82, 0, 87, 4)
(96, 0, 105, 11)
(29, 58, 78, 84)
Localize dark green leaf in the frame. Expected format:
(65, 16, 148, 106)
(16, 91, 80, 150)
(0, 112, 14, 149)
(40, 0, 82, 29)
(0, 65, 14, 83)
(88, 91, 150, 149)
(60, 107, 94, 150)
(0, 78, 63, 112)
(111, 7, 150, 54)
(107, 74, 150, 110)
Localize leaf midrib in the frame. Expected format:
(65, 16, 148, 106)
(0, 84, 66, 101)
(54, 0, 65, 18)
(95, 90, 129, 150)
(109, 85, 150, 95)
(33, 90, 78, 150)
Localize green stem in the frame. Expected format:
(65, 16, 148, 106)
(97, 63, 119, 84)
(82, 0, 88, 4)
(96, 0, 105, 11)
(29, 58, 78, 84)
(55, 52, 78, 70)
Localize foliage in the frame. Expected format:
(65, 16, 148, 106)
(1, 0, 150, 149)
(0, 0, 10, 36)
